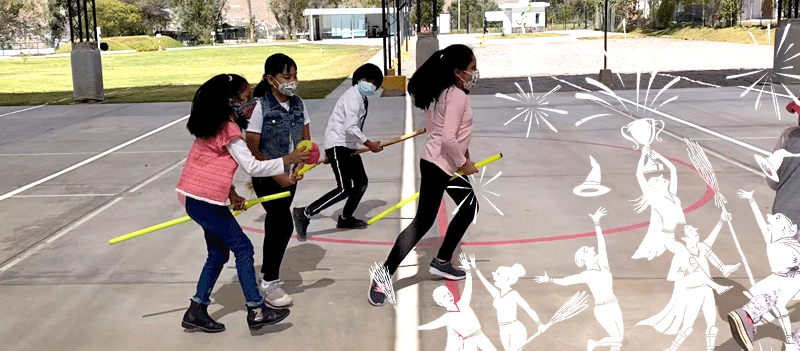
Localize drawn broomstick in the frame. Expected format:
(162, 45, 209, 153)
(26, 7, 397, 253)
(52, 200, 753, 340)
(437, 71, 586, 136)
(684, 138, 755, 286)
(297, 128, 427, 176)
(513, 291, 590, 351)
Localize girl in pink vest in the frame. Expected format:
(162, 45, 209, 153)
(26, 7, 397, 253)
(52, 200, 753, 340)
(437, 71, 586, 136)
(176, 74, 309, 332)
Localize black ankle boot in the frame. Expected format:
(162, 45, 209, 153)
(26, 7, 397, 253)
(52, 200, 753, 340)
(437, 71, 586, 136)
(181, 300, 225, 333)
(247, 303, 290, 330)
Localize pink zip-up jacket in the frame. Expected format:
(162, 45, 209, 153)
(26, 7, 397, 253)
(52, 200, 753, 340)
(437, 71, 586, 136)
(420, 87, 473, 175)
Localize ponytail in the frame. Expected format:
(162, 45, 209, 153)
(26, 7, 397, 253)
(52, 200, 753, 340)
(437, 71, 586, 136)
(407, 44, 474, 110)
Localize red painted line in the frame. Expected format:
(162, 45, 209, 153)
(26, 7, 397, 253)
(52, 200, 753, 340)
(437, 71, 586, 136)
(240, 141, 714, 247)
(437, 198, 462, 302)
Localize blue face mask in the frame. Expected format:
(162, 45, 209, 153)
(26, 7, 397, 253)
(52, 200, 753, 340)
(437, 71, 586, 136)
(357, 80, 377, 98)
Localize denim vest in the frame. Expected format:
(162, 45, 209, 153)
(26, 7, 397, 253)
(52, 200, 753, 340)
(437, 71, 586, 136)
(258, 93, 305, 172)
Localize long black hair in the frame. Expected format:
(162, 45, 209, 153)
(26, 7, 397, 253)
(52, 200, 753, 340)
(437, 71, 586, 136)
(407, 44, 474, 110)
(187, 74, 249, 138)
(253, 53, 298, 98)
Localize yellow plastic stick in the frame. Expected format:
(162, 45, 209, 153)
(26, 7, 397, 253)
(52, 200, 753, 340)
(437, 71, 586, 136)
(449, 153, 504, 180)
(109, 191, 291, 245)
(367, 192, 420, 225)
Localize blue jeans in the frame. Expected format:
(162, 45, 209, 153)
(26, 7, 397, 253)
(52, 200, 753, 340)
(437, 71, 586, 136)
(185, 197, 264, 307)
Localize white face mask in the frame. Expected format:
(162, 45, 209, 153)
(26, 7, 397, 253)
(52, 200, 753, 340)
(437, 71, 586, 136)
(357, 80, 377, 98)
(460, 69, 480, 89)
(270, 77, 297, 97)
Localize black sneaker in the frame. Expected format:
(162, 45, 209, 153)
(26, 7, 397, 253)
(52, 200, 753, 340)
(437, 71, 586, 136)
(728, 308, 756, 351)
(247, 303, 290, 330)
(337, 215, 369, 229)
(368, 279, 386, 306)
(292, 207, 310, 241)
(429, 258, 466, 280)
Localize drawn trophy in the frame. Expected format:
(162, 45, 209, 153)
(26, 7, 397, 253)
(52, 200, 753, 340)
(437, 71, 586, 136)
(621, 118, 666, 173)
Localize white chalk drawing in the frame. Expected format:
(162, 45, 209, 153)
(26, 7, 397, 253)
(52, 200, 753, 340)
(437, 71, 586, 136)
(574, 72, 680, 126)
(621, 118, 666, 173)
(470, 256, 548, 351)
(685, 138, 755, 285)
(369, 262, 397, 312)
(755, 149, 800, 182)
(495, 80, 567, 136)
(534, 208, 623, 351)
(630, 145, 686, 261)
(511, 291, 589, 351)
(637, 207, 739, 351)
(419, 253, 499, 351)
(573, 156, 611, 197)
(727, 23, 800, 119)
(737, 189, 800, 349)
(450, 166, 504, 224)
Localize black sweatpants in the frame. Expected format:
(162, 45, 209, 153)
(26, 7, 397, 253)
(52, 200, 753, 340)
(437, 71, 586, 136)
(306, 146, 368, 218)
(252, 176, 296, 282)
(384, 159, 478, 275)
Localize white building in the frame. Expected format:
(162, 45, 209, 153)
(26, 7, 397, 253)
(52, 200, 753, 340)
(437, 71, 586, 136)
(303, 8, 397, 41)
(485, 0, 549, 34)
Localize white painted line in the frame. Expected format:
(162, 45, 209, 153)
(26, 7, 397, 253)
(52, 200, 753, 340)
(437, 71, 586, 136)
(737, 85, 794, 99)
(549, 75, 589, 92)
(691, 136, 777, 141)
(12, 194, 116, 198)
(660, 73, 721, 88)
(0, 114, 189, 202)
(395, 91, 419, 351)
(128, 158, 186, 193)
(0, 197, 124, 273)
(0, 151, 187, 157)
(0, 104, 46, 118)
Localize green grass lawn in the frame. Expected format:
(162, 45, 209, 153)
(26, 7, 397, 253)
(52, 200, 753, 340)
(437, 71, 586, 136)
(0, 44, 380, 105)
(56, 35, 186, 53)
(490, 32, 567, 39)
(630, 26, 775, 45)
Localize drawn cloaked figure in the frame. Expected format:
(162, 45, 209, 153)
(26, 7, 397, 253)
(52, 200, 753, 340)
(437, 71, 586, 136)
(637, 208, 739, 351)
(419, 254, 498, 351)
(471, 258, 548, 351)
(535, 208, 623, 351)
(631, 146, 687, 260)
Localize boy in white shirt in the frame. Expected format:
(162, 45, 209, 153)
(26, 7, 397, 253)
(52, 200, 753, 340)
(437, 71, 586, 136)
(292, 63, 384, 240)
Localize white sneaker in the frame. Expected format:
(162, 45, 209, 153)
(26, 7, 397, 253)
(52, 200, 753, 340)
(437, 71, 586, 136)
(260, 279, 293, 307)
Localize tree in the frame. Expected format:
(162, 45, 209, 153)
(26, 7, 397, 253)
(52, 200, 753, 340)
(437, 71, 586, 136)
(447, 0, 498, 33)
(719, 0, 737, 25)
(47, 0, 67, 47)
(1, 0, 26, 49)
(137, 0, 173, 33)
(175, 0, 227, 43)
(410, 0, 445, 31)
(97, 0, 146, 36)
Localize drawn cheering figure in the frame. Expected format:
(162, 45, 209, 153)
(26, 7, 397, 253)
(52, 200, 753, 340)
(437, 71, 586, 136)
(535, 208, 623, 351)
(470, 257, 547, 351)
(631, 146, 687, 260)
(638, 208, 739, 351)
(419, 253, 498, 351)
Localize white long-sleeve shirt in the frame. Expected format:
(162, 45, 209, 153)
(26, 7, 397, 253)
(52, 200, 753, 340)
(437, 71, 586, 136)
(324, 86, 370, 150)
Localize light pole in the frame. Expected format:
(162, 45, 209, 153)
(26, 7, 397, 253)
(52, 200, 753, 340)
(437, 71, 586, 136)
(598, 0, 612, 86)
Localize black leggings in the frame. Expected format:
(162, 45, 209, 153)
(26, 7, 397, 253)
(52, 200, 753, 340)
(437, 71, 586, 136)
(384, 159, 478, 275)
(306, 147, 368, 218)
(252, 176, 296, 282)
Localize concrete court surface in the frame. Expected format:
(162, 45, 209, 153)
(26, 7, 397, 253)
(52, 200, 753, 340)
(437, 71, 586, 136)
(1, 46, 799, 351)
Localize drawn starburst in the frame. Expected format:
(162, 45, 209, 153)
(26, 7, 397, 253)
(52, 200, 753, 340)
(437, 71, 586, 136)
(574, 71, 680, 126)
(495, 78, 568, 136)
(727, 23, 800, 119)
(448, 167, 503, 224)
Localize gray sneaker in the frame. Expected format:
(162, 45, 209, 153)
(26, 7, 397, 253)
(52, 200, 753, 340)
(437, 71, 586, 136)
(429, 258, 466, 280)
(260, 279, 293, 307)
(728, 308, 756, 351)
(292, 207, 310, 242)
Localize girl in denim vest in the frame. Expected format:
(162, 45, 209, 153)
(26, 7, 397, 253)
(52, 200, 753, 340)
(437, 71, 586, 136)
(177, 74, 309, 332)
(246, 53, 311, 308)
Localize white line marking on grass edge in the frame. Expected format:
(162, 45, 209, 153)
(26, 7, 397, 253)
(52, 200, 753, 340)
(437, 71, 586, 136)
(0, 197, 124, 273)
(395, 91, 419, 351)
(0, 104, 46, 118)
(129, 158, 186, 193)
(0, 114, 189, 202)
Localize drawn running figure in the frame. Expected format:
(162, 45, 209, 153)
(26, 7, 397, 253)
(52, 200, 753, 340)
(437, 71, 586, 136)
(637, 208, 740, 351)
(534, 207, 623, 351)
(419, 253, 498, 351)
(470, 256, 547, 351)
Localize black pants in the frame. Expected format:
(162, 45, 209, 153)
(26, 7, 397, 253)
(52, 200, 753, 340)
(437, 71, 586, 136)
(252, 176, 296, 282)
(306, 147, 368, 218)
(384, 159, 478, 275)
